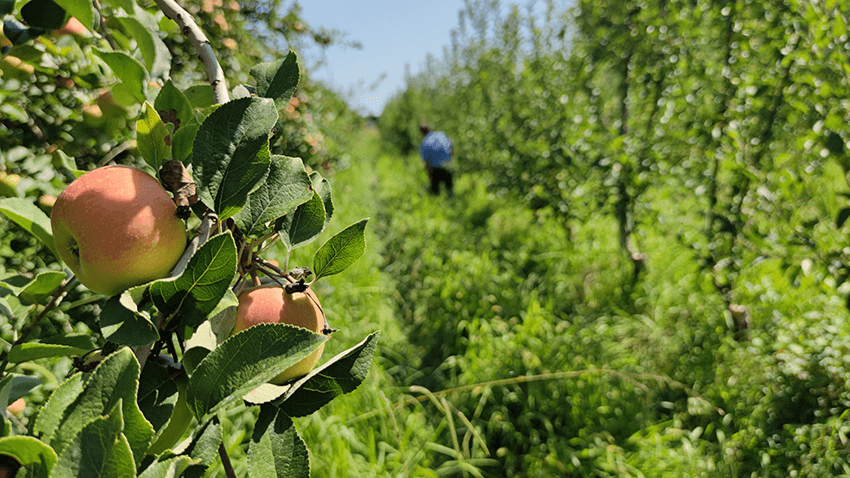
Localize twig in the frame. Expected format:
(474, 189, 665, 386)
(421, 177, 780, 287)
(171, 211, 218, 277)
(92, 0, 118, 50)
(153, 0, 229, 104)
(219, 443, 237, 478)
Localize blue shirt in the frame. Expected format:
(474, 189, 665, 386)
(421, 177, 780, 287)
(420, 131, 453, 167)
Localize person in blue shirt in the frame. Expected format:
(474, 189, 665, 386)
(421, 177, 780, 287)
(419, 123, 454, 196)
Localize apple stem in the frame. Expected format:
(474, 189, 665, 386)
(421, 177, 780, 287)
(255, 232, 280, 256)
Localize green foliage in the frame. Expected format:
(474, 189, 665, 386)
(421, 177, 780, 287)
(376, 0, 850, 476)
(0, 1, 375, 476)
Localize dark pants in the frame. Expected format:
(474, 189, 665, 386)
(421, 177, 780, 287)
(427, 166, 453, 196)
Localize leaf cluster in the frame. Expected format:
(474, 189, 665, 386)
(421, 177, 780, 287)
(0, 2, 377, 477)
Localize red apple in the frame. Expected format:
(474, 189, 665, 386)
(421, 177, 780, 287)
(233, 286, 326, 383)
(53, 17, 90, 37)
(50, 165, 187, 296)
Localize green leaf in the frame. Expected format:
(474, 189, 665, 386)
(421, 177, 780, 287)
(116, 16, 171, 78)
(136, 101, 172, 171)
(171, 122, 200, 163)
(192, 97, 277, 220)
(41, 348, 154, 466)
(155, 80, 198, 161)
(52, 0, 95, 30)
(138, 455, 196, 478)
(100, 0, 133, 13)
(99, 294, 159, 347)
(149, 232, 237, 331)
(33, 372, 85, 443)
(279, 331, 379, 417)
(183, 416, 222, 466)
(94, 49, 147, 103)
(248, 406, 309, 478)
(8, 342, 88, 363)
(186, 323, 325, 420)
(0, 198, 57, 258)
(52, 402, 136, 478)
(183, 84, 215, 109)
(232, 155, 313, 237)
(0, 374, 42, 415)
(0, 436, 57, 478)
(310, 172, 334, 227)
(250, 51, 300, 110)
(155, 80, 195, 128)
(0, 296, 13, 319)
(312, 218, 369, 280)
(276, 192, 326, 251)
(0, 271, 65, 303)
(21, 0, 67, 30)
(53, 149, 85, 178)
(0, 0, 15, 16)
(183, 288, 239, 368)
(137, 359, 180, 438)
(837, 207, 850, 228)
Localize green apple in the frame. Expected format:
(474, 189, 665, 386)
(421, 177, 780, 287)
(50, 165, 187, 296)
(232, 286, 327, 384)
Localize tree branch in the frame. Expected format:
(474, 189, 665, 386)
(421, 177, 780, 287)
(153, 0, 229, 104)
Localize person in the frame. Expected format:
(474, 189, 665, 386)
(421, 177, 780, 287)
(419, 123, 454, 196)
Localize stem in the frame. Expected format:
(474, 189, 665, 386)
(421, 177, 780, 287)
(219, 443, 237, 478)
(153, 0, 229, 104)
(92, 0, 118, 50)
(133, 311, 168, 369)
(256, 233, 280, 256)
(171, 211, 218, 277)
(0, 275, 76, 380)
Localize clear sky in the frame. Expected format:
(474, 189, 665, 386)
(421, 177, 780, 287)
(296, 1, 467, 117)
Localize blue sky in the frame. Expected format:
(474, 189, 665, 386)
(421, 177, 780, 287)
(297, 1, 467, 117)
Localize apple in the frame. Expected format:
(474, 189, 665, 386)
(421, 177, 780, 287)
(38, 194, 56, 212)
(0, 56, 35, 78)
(6, 398, 24, 416)
(232, 286, 326, 384)
(0, 172, 20, 197)
(53, 17, 90, 37)
(81, 103, 105, 127)
(50, 165, 187, 296)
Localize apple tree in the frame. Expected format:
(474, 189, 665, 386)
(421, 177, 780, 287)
(0, 0, 378, 476)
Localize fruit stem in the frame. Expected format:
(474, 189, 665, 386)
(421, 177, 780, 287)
(255, 232, 280, 256)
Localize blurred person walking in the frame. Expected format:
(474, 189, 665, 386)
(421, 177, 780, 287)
(419, 123, 454, 196)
